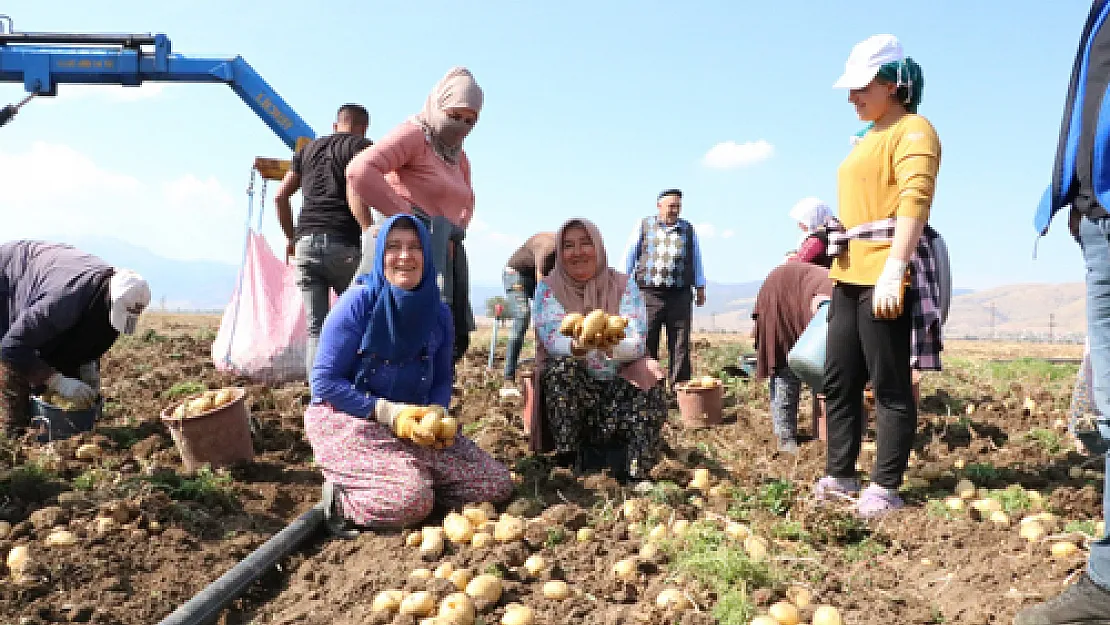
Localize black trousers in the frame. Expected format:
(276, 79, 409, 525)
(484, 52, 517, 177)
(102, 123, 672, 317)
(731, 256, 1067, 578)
(642, 286, 693, 386)
(823, 283, 916, 489)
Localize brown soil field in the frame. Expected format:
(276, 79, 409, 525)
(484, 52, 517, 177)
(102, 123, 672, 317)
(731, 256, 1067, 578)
(0, 313, 1100, 625)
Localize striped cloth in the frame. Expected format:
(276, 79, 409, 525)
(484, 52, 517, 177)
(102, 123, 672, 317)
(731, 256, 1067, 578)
(825, 218, 943, 371)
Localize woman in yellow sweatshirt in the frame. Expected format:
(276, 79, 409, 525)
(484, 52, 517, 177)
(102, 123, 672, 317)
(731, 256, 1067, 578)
(813, 34, 942, 518)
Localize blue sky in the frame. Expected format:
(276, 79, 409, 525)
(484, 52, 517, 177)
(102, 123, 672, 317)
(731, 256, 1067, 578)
(0, 0, 1099, 292)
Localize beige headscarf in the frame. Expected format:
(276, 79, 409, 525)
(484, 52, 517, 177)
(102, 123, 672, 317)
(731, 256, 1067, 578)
(412, 66, 484, 164)
(546, 218, 627, 315)
(544, 218, 665, 391)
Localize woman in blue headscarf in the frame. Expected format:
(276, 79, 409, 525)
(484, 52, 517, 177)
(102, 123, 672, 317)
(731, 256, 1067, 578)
(304, 214, 513, 535)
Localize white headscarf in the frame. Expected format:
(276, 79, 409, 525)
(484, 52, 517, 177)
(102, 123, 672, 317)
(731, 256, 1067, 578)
(789, 197, 834, 231)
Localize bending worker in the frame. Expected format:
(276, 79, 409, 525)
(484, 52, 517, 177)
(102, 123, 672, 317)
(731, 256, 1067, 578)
(501, 232, 557, 382)
(0, 241, 151, 438)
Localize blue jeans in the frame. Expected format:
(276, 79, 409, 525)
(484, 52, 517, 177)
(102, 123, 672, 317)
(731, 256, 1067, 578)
(502, 267, 535, 379)
(294, 233, 361, 377)
(1079, 215, 1110, 588)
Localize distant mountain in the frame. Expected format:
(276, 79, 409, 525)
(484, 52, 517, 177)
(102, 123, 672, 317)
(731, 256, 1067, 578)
(944, 282, 1086, 339)
(63, 236, 240, 311)
(37, 238, 1078, 339)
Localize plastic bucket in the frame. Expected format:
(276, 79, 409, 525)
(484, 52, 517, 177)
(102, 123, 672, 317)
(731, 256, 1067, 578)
(160, 388, 254, 472)
(676, 382, 723, 428)
(30, 396, 101, 443)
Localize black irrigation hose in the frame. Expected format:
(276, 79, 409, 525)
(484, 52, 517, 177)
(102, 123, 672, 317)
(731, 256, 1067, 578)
(155, 502, 325, 625)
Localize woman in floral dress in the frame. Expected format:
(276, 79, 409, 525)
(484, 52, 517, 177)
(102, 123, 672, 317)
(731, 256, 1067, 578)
(532, 218, 667, 482)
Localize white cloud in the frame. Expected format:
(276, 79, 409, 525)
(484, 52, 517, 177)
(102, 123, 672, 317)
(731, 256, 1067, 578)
(0, 142, 244, 264)
(468, 218, 524, 247)
(721, 229, 735, 239)
(695, 223, 718, 238)
(701, 139, 774, 170)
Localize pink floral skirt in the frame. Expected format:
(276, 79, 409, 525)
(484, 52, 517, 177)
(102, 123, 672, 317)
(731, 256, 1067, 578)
(303, 403, 513, 527)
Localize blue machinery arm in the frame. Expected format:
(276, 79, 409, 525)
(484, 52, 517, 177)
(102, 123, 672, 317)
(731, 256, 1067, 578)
(0, 17, 315, 175)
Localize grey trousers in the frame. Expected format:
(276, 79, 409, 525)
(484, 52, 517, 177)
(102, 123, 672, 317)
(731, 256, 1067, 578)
(293, 233, 361, 377)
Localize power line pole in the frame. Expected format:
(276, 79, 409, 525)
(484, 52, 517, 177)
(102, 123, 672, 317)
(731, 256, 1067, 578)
(1049, 313, 1056, 342)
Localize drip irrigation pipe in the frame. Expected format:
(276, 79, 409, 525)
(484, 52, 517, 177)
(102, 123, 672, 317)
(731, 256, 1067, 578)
(155, 502, 325, 625)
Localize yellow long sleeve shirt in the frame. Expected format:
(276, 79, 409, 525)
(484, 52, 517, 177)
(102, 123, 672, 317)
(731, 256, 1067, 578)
(831, 114, 941, 286)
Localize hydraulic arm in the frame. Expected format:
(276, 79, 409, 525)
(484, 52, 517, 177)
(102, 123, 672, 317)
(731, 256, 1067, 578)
(0, 16, 314, 178)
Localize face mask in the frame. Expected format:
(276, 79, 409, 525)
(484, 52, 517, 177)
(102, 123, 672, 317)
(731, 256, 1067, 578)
(437, 117, 473, 147)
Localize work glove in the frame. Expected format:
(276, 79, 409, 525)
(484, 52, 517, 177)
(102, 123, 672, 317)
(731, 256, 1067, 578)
(46, 373, 97, 406)
(77, 361, 100, 391)
(872, 257, 909, 320)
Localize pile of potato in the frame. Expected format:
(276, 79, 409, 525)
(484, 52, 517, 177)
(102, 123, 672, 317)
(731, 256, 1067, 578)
(682, 375, 721, 390)
(168, 388, 238, 419)
(559, 310, 628, 349)
(942, 479, 1092, 558)
(371, 502, 545, 624)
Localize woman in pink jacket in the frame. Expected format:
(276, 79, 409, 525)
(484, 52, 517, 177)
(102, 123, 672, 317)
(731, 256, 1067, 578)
(347, 67, 483, 360)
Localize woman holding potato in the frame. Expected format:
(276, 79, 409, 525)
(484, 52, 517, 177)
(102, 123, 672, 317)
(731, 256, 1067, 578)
(531, 218, 667, 482)
(305, 214, 512, 535)
(815, 34, 943, 518)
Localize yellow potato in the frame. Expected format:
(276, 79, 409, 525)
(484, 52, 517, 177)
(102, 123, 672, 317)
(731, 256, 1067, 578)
(543, 580, 571, 600)
(188, 395, 214, 415)
(501, 604, 534, 625)
(580, 310, 609, 338)
(372, 590, 405, 614)
(438, 416, 459, 440)
(559, 313, 585, 337)
(768, 601, 800, 625)
(399, 591, 435, 617)
(464, 574, 503, 604)
(438, 592, 476, 625)
(443, 512, 475, 544)
(655, 588, 692, 611)
(213, 388, 236, 407)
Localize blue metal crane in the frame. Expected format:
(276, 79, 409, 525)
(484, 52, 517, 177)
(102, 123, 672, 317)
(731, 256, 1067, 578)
(0, 15, 315, 178)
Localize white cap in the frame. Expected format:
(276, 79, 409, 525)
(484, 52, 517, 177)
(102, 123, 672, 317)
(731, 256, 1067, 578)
(833, 34, 904, 89)
(109, 269, 151, 335)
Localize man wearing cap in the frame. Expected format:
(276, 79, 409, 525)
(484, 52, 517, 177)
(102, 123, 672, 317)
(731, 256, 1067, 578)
(1020, 1, 1110, 623)
(501, 231, 557, 382)
(622, 189, 707, 388)
(0, 241, 151, 438)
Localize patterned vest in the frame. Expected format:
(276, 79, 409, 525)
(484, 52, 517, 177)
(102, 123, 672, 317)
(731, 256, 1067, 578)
(634, 217, 694, 289)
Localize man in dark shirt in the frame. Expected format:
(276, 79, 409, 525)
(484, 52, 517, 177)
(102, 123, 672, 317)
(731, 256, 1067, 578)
(275, 104, 372, 378)
(501, 232, 557, 381)
(1021, 2, 1110, 623)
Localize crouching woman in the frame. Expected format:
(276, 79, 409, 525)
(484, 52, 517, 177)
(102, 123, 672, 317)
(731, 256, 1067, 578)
(304, 214, 513, 534)
(532, 218, 667, 482)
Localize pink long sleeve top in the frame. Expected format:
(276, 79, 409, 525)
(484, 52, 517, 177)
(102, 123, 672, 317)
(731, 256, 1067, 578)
(346, 120, 475, 230)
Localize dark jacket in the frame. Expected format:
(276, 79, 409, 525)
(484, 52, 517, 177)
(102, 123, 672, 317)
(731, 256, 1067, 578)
(0, 241, 118, 384)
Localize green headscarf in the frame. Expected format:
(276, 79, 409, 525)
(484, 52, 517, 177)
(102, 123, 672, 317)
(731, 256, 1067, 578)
(875, 57, 924, 113)
(850, 57, 925, 144)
